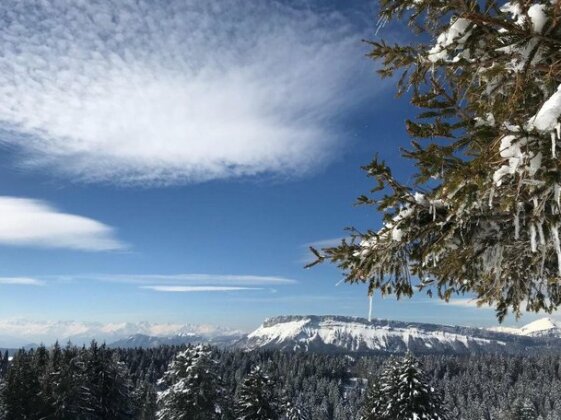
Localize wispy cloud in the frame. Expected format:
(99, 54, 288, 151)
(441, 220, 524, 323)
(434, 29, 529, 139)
(0, 197, 124, 251)
(437, 298, 493, 310)
(299, 237, 347, 264)
(141, 286, 263, 293)
(0, 0, 371, 186)
(0, 277, 45, 286)
(304, 237, 347, 250)
(71, 273, 297, 285)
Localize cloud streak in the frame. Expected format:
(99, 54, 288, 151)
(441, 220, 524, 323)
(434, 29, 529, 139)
(0, 0, 369, 186)
(72, 273, 297, 285)
(0, 277, 45, 286)
(437, 298, 493, 310)
(304, 237, 347, 250)
(0, 197, 124, 251)
(141, 286, 263, 293)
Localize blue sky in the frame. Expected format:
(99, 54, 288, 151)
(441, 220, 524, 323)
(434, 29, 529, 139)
(0, 0, 547, 332)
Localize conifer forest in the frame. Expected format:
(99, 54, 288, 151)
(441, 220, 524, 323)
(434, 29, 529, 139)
(0, 343, 560, 419)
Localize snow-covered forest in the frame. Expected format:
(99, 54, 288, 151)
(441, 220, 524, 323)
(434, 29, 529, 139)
(0, 343, 560, 419)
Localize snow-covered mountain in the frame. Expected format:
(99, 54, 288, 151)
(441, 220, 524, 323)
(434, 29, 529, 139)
(4, 315, 560, 353)
(109, 332, 244, 348)
(239, 315, 547, 354)
(489, 317, 561, 338)
(0, 319, 244, 347)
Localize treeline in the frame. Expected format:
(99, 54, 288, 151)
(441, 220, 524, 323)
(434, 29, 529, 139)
(0, 343, 560, 419)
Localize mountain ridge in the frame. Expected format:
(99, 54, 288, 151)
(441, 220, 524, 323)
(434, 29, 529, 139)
(238, 315, 559, 354)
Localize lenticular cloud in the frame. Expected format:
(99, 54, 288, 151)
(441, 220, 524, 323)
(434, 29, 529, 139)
(0, 0, 363, 185)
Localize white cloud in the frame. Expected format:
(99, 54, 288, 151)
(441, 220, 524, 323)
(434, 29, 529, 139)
(0, 197, 124, 251)
(304, 237, 347, 249)
(437, 298, 493, 309)
(78, 273, 297, 285)
(141, 286, 262, 293)
(0, 277, 45, 286)
(0, 0, 370, 186)
(299, 237, 347, 264)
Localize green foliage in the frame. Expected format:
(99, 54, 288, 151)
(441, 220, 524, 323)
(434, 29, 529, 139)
(310, 0, 561, 320)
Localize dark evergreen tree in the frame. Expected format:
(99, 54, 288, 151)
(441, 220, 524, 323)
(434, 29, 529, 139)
(234, 365, 281, 420)
(0, 377, 6, 419)
(284, 400, 311, 420)
(133, 379, 158, 420)
(47, 343, 93, 419)
(156, 344, 223, 420)
(508, 399, 539, 420)
(85, 341, 133, 419)
(392, 353, 447, 420)
(309, 0, 561, 320)
(360, 354, 447, 420)
(2, 350, 44, 419)
(359, 380, 386, 420)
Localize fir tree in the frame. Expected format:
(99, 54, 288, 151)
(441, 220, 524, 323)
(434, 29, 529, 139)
(359, 380, 386, 420)
(2, 350, 44, 419)
(361, 354, 447, 420)
(85, 341, 133, 419)
(156, 345, 223, 420)
(392, 353, 447, 420)
(233, 365, 281, 420)
(0, 377, 6, 420)
(47, 343, 93, 419)
(283, 400, 311, 420)
(309, 0, 561, 320)
(509, 399, 539, 420)
(133, 379, 158, 420)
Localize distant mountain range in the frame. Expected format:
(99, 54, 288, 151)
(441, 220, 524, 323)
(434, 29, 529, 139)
(237, 315, 561, 354)
(0, 319, 244, 348)
(2, 316, 561, 354)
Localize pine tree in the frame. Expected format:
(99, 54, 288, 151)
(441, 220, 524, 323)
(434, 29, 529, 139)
(2, 350, 45, 419)
(283, 400, 311, 420)
(359, 380, 386, 420)
(47, 343, 93, 419)
(133, 379, 158, 420)
(233, 365, 281, 420)
(0, 377, 6, 420)
(308, 0, 561, 320)
(361, 354, 447, 420)
(392, 353, 447, 420)
(156, 345, 223, 420)
(85, 341, 133, 419)
(509, 399, 539, 420)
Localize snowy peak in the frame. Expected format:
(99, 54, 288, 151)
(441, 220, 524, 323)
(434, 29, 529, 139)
(520, 318, 561, 336)
(241, 315, 543, 354)
(489, 317, 561, 338)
